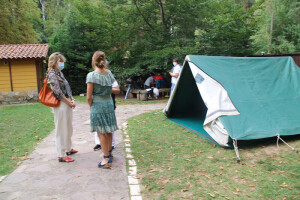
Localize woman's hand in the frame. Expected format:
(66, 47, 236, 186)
(71, 99, 76, 109)
(61, 97, 75, 108)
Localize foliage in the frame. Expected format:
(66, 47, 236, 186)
(104, 0, 206, 79)
(0, 104, 54, 175)
(0, 0, 40, 44)
(251, 0, 300, 54)
(1, 0, 299, 92)
(49, 0, 109, 94)
(195, 0, 255, 56)
(127, 110, 300, 199)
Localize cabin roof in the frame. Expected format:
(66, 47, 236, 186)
(0, 44, 49, 60)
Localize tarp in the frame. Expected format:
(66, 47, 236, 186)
(164, 55, 300, 147)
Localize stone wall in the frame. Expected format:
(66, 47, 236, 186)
(0, 90, 39, 105)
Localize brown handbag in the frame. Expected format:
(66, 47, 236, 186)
(39, 73, 60, 107)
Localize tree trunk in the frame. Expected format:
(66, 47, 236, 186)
(54, 0, 60, 21)
(268, 0, 276, 54)
(53, 0, 60, 32)
(157, 0, 169, 34)
(39, 0, 46, 21)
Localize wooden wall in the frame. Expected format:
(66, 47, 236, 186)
(0, 62, 11, 91)
(290, 55, 300, 67)
(0, 60, 39, 92)
(11, 60, 37, 91)
(252, 53, 300, 68)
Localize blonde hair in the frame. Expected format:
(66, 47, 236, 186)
(48, 52, 66, 70)
(92, 51, 107, 69)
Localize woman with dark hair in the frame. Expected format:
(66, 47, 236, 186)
(86, 51, 118, 169)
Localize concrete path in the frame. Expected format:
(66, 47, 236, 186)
(0, 102, 166, 200)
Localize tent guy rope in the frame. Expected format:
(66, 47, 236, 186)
(277, 134, 299, 153)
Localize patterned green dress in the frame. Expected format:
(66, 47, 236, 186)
(86, 70, 118, 133)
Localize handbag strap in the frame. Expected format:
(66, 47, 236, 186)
(46, 71, 61, 85)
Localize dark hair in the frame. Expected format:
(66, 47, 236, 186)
(92, 51, 106, 69)
(173, 58, 178, 63)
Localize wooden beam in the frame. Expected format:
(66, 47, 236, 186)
(8, 61, 13, 91)
(35, 60, 41, 91)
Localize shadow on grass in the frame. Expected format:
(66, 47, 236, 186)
(236, 134, 300, 149)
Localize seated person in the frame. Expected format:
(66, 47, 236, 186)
(144, 74, 155, 99)
(154, 73, 164, 89)
(144, 74, 155, 89)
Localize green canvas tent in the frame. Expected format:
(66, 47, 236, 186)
(164, 55, 300, 161)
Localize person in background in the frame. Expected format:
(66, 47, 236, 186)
(144, 74, 155, 99)
(47, 52, 77, 162)
(86, 51, 118, 169)
(144, 74, 155, 89)
(169, 58, 182, 94)
(154, 72, 164, 89)
(137, 77, 144, 89)
(93, 79, 120, 151)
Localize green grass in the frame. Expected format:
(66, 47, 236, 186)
(74, 95, 168, 105)
(127, 110, 300, 200)
(0, 104, 54, 175)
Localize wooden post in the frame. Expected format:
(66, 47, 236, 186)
(35, 60, 41, 91)
(8, 61, 13, 91)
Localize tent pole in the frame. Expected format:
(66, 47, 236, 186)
(233, 139, 241, 164)
(277, 134, 299, 153)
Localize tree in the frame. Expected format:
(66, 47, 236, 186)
(103, 0, 206, 79)
(194, 0, 255, 56)
(251, 0, 300, 54)
(0, 0, 40, 44)
(49, 0, 110, 94)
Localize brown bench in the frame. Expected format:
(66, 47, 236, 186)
(126, 88, 170, 101)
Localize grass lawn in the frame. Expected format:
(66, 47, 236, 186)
(74, 95, 168, 105)
(127, 110, 300, 200)
(0, 104, 54, 175)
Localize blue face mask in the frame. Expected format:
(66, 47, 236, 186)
(58, 62, 64, 71)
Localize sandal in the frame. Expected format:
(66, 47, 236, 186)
(66, 149, 78, 155)
(109, 149, 113, 158)
(98, 155, 112, 169)
(58, 157, 74, 162)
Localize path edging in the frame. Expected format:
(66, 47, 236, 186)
(122, 122, 143, 200)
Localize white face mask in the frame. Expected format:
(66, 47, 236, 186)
(173, 62, 177, 66)
(58, 62, 64, 71)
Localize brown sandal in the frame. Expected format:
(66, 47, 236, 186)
(58, 157, 74, 162)
(66, 149, 78, 155)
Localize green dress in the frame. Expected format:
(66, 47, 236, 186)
(86, 70, 118, 133)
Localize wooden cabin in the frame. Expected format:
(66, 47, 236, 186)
(0, 44, 49, 105)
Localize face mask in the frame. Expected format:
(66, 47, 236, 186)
(173, 62, 177, 66)
(58, 62, 64, 71)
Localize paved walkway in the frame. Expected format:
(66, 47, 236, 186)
(0, 102, 166, 200)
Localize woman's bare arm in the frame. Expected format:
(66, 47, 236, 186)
(112, 86, 120, 94)
(86, 82, 94, 107)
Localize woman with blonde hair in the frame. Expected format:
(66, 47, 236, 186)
(86, 51, 118, 168)
(47, 52, 77, 162)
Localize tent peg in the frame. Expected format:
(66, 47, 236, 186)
(277, 134, 299, 153)
(233, 139, 241, 164)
